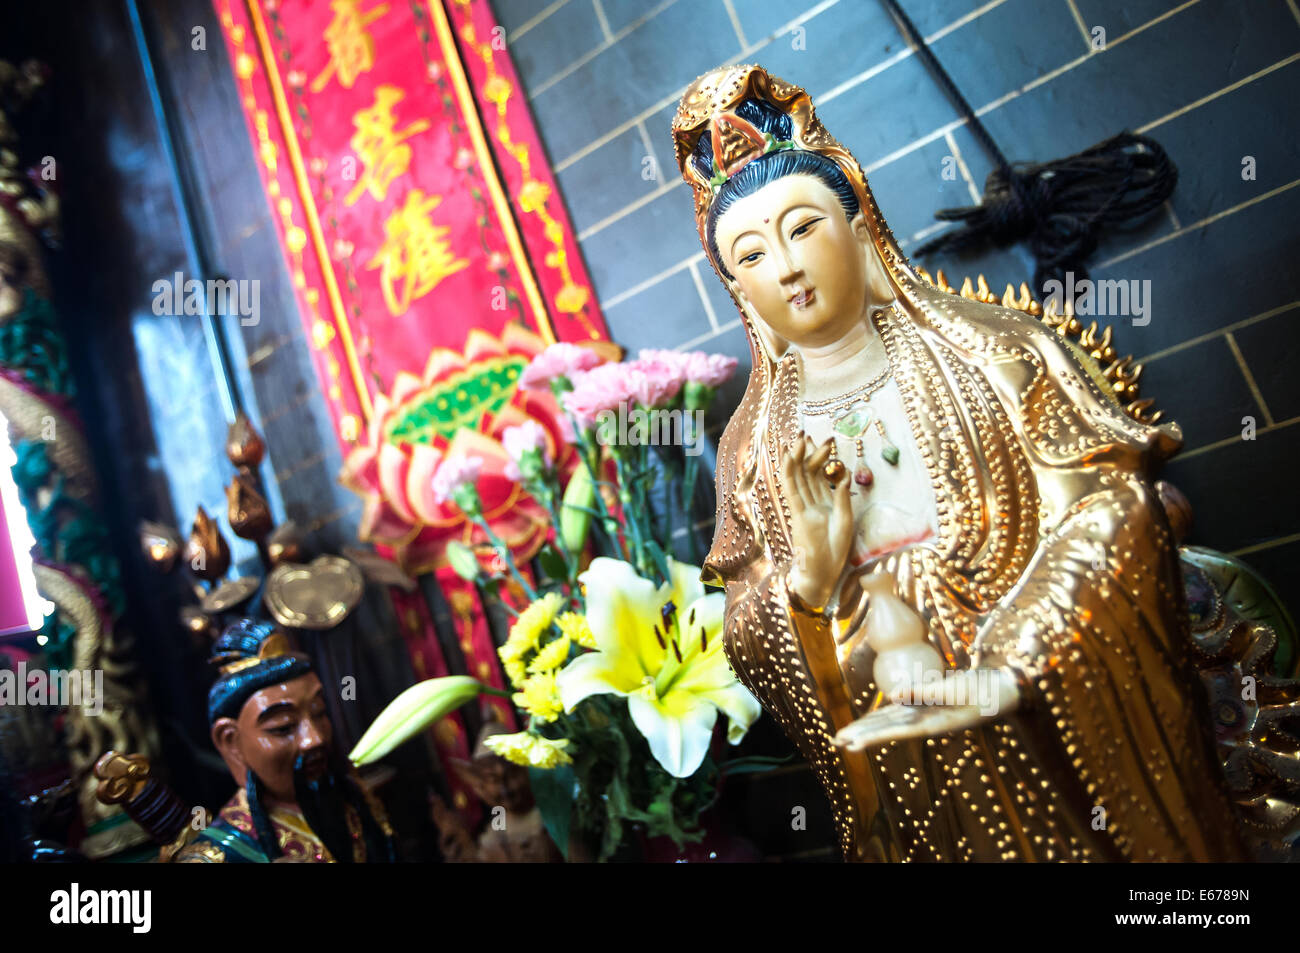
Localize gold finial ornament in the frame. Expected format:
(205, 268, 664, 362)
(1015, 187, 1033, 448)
(267, 521, 306, 566)
(180, 605, 218, 641)
(226, 473, 273, 541)
(139, 520, 181, 573)
(674, 64, 1296, 862)
(185, 506, 231, 583)
(225, 411, 266, 469)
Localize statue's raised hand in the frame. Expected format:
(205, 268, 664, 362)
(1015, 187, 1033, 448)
(783, 435, 854, 609)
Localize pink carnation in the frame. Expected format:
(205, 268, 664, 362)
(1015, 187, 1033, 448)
(561, 363, 630, 430)
(682, 351, 739, 387)
(431, 455, 483, 504)
(501, 420, 552, 481)
(502, 419, 549, 462)
(637, 348, 692, 376)
(623, 357, 685, 407)
(519, 342, 604, 391)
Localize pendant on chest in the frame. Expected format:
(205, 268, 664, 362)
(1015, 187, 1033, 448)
(819, 402, 901, 493)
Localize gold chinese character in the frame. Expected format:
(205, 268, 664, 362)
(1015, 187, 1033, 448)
(345, 85, 431, 206)
(310, 0, 389, 93)
(367, 190, 469, 315)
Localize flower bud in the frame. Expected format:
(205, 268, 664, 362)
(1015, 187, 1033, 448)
(349, 675, 485, 765)
(560, 458, 595, 555)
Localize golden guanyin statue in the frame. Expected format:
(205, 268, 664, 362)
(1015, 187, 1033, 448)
(674, 65, 1300, 862)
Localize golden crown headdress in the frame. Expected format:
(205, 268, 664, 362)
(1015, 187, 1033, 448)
(705, 111, 796, 191)
(672, 64, 910, 279)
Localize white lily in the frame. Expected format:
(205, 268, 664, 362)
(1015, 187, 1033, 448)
(556, 557, 760, 778)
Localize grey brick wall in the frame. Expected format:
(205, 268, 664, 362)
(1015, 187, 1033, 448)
(495, 0, 1300, 606)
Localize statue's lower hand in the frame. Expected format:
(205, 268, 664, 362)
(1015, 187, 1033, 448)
(784, 435, 854, 609)
(833, 667, 1022, 750)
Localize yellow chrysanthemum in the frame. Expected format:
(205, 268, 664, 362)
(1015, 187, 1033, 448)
(502, 656, 528, 689)
(556, 611, 596, 649)
(513, 671, 563, 723)
(483, 731, 572, 769)
(525, 734, 573, 768)
(501, 591, 565, 662)
(528, 635, 572, 675)
(481, 730, 530, 764)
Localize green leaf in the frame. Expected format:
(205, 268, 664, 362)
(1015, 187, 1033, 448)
(445, 541, 482, 582)
(644, 779, 702, 847)
(536, 544, 567, 582)
(528, 763, 575, 861)
(644, 539, 672, 587)
(720, 753, 799, 776)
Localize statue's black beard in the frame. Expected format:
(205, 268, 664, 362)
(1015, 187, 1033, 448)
(292, 751, 355, 863)
(293, 752, 395, 863)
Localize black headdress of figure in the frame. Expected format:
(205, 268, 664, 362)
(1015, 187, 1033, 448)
(206, 619, 313, 726)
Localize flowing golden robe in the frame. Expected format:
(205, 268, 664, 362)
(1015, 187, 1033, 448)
(678, 66, 1253, 862)
(706, 283, 1251, 861)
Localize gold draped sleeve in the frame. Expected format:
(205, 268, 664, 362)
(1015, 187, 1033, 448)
(967, 469, 1249, 860)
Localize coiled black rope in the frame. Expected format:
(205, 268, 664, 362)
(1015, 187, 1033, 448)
(882, 0, 1178, 292)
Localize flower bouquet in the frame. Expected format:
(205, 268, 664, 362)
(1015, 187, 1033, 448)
(350, 343, 770, 860)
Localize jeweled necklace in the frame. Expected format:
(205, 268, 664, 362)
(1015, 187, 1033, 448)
(799, 333, 899, 490)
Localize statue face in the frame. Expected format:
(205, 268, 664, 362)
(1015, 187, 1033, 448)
(212, 672, 331, 805)
(714, 173, 880, 350)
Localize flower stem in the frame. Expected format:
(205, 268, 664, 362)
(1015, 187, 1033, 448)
(532, 477, 578, 584)
(474, 518, 538, 603)
(681, 452, 701, 563)
(611, 451, 650, 577)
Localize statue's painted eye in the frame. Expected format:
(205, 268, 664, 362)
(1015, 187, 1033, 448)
(790, 217, 823, 240)
(738, 250, 764, 265)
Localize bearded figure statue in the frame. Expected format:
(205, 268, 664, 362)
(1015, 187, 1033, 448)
(171, 621, 396, 863)
(674, 65, 1299, 862)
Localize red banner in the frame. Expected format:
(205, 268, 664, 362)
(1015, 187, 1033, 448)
(215, 0, 613, 749)
(216, 0, 608, 434)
